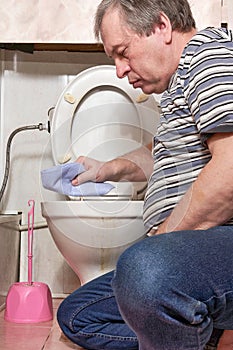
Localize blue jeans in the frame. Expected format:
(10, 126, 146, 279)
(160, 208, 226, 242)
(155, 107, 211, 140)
(57, 226, 233, 350)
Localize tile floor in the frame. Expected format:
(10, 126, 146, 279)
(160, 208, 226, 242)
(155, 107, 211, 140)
(0, 298, 86, 349)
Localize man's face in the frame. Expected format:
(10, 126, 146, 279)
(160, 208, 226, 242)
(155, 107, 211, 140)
(101, 8, 177, 94)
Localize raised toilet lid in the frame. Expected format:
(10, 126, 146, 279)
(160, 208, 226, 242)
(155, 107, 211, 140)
(51, 65, 160, 198)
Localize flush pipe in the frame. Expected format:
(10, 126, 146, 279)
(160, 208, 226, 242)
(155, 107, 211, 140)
(0, 122, 49, 204)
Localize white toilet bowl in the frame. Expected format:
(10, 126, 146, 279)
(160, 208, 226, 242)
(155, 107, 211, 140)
(41, 200, 145, 285)
(41, 65, 160, 285)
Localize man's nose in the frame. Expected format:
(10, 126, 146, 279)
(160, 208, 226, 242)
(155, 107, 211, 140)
(115, 59, 130, 79)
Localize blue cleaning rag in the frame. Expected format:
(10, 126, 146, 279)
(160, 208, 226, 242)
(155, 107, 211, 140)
(41, 162, 114, 197)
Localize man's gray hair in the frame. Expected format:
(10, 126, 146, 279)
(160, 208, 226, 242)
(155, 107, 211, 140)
(94, 0, 196, 41)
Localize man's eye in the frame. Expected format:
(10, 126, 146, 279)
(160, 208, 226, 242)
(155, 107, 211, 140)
(120, 48, 128, 57)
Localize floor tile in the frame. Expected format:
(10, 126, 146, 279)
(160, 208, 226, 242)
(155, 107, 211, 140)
(0, 298, 87, 350)
(44, 321, 86, 349)
(0, 321, 52, 349)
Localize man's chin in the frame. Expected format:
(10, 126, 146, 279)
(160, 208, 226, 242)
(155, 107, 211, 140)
(141, 85, 166, 95)
(140, 85, 157, 95)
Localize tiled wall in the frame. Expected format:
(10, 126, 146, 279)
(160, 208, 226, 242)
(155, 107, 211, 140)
(0, 0, 229, 43)
(190, 0, 221, 29)
(0, 0, 101, 43)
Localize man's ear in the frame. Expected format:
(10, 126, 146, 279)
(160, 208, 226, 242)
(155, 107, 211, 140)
(151, 12, 172, 44)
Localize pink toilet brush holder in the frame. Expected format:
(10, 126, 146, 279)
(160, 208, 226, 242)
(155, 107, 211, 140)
(4, 200, 53, 323)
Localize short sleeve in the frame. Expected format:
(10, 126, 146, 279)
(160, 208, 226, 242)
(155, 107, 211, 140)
(185, 41, 233, 143)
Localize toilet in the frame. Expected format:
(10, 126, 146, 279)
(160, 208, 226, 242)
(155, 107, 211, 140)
(41, 65, 160, 285)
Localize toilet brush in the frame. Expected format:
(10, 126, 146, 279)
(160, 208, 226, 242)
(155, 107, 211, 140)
(4, 199, 53, 323)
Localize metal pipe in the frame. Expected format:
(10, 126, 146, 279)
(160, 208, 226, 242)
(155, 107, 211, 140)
(0, 123, 49, 203)
(19, 220, 48, 232)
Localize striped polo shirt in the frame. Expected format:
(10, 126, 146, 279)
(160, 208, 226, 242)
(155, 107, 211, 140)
(143, 27, 233, 232)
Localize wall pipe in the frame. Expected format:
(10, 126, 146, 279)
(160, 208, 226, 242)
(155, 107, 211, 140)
(19, 220, 48, 232)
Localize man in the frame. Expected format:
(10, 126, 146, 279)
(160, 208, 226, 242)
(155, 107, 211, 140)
(57, 1, 233, 349)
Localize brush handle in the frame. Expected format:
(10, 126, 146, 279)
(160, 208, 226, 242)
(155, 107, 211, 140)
(28, 199, 35, 285)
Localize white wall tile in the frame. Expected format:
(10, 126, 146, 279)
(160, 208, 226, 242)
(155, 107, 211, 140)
(189, 0, 221, 29)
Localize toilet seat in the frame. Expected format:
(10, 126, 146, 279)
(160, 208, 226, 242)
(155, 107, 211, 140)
(51, 65, 159, 198)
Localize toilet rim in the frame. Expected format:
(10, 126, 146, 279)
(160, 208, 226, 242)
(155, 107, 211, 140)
(41, 200, 147, 248)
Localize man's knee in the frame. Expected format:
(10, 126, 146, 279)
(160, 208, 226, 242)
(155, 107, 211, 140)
(112, 235, 175, 304)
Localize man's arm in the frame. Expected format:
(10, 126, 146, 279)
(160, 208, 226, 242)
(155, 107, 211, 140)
(156, 132, 233, 234)
(72, 143, 153, 185)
